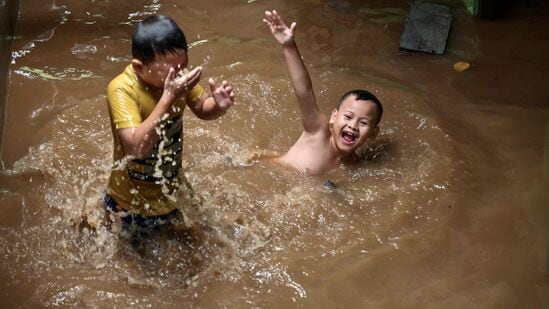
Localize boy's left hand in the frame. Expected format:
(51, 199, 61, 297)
(209, 78, 236, 111)
(263, 10, 296, 46)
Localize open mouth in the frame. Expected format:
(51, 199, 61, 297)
(341, 130, 358, 145)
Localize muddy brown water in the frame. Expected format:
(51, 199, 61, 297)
(1, 0, 548, 307)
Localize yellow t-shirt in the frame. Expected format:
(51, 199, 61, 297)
(106, 65, 204, 216)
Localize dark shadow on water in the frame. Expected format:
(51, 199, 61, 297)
(115, 224, 210, 289)
(77, 205, 213, 288)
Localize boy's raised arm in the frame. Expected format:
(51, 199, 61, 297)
(263, 10, 325, 133)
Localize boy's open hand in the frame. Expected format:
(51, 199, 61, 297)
(163, 66, 202, 100)
(208, 78, 236, 111)
(263, 10, 296, 46)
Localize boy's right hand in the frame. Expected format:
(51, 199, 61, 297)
(162, 66, 203, 102)
(263, 10, 297, 46)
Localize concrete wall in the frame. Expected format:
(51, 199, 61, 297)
(0, 0, 19, 161)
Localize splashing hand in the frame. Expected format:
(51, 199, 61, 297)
(263, 10, 296, 46)
(209, 78, 236, 111)
(163, 66, 203, 100)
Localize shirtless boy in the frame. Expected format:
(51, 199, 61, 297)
(263, 10, 383, 174)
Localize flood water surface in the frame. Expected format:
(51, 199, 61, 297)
(1, 0, 548, 307)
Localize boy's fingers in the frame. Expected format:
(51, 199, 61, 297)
(208, 78, 217, 92)
(186, 66, 202, 81)
(166, 67, 175, 80)
(164, 68, 176, 88)
(190, 65, 202, 75)
(290, 22, 297, 32)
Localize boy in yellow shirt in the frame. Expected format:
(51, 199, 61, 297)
(106, 15, 235, 229)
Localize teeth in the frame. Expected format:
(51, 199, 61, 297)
(342, 131, 357, 143)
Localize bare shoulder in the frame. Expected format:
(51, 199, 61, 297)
(279, 124, 335, 173)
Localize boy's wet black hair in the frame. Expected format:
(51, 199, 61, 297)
(132, 15, 188, 64)
(338, 89, 383, 125)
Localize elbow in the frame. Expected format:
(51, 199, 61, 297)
(131, 151, 148, 160)
(122, 144, 152, 160)
(118, 129, 156, 160)
(124, 149, 146, 160)
(295, 88, 314, 101)
(132, 144, 155, 159)
(293, 83, 314, 98)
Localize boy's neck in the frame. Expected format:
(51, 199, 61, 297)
(328, 137, 350, 166)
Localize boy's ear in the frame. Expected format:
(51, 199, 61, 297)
(131, 59, 144, 74)
(329, 109, 338, 126)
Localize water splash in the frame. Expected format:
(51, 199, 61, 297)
(15, 66, 98, 81)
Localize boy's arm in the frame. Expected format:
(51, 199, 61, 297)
(186, 78, 236, 120)
(264, 10, 324, 133)
(119, 67, 202, 159)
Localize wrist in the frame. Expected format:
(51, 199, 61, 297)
(282, 40, 297, 48)
(217, 103, 230, 114)
(160, 91, 178, 106)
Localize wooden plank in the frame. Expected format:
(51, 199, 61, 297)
(399, 1, 453, 55)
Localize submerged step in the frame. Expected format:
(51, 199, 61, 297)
(399, 1, 453, 55)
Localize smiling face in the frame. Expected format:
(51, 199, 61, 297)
(329, 95, 380, 154)
(132, 50, 188, 89)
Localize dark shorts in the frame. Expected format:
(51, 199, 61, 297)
(103, 193, 178, 230)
